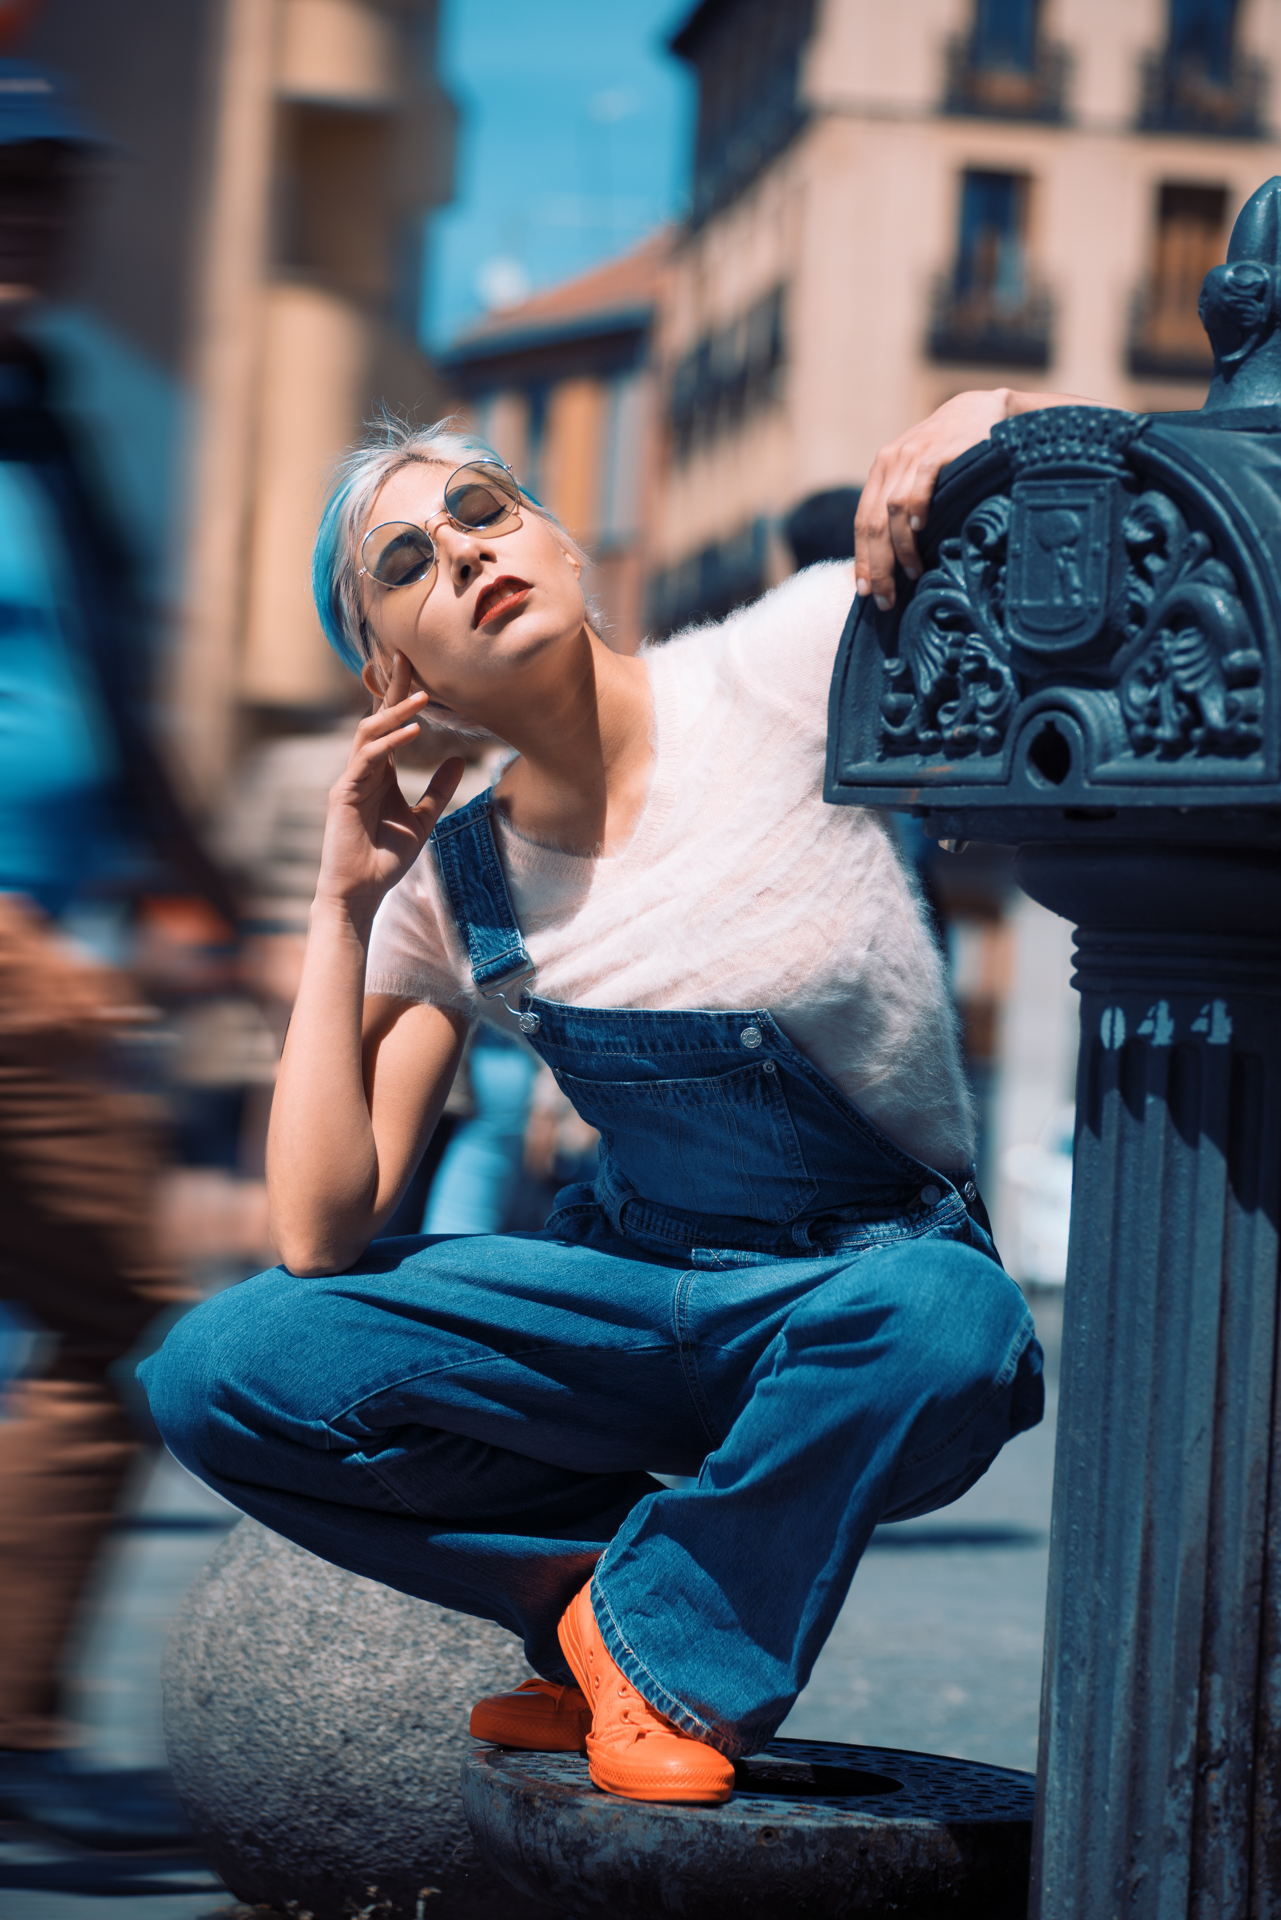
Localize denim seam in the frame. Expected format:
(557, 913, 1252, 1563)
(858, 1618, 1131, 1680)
(590, 1571, 738, 1758)
(604, 1186, 966, 1264)
(672, 1271, 723, 1451)
(755, 1009, 937, 1186)
(823, 1192, 968, 1252)
(431, 792, 533, 987)
(357, 1457, 434, 1517)
(895, 1307, 1037, 1473)
(328, 1342, 672, 1433)
(544, 1204, 604, 1229)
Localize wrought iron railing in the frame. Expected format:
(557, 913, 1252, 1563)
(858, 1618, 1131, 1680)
(645, 520, 769, 639)
(667, 286, 787, 463)
(941, 32, 1071, 122)
(1137, 48, 1268, 138)
(926, 277, 1054, 370)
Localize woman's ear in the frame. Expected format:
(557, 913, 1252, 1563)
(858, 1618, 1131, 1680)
(559, 542, 583, 581)
(361, 660, 387, 701)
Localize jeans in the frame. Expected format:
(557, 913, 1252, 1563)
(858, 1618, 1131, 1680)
(141, 1199, 1042, 1758)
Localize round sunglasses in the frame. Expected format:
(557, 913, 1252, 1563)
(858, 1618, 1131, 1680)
(358, 461, 523, 590)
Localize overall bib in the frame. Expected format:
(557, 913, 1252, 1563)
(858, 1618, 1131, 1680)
(142, 794, 1043, 1757)
(434, 793, 988, 1259)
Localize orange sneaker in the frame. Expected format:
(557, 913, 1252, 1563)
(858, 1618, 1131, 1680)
(556, 1581, 734, 1805)
(469, 1677, 592, 1752)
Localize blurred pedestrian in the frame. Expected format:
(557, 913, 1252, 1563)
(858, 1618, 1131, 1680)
(781, 484, 860, 571)
(0, 62, 229, 1848)
(421, 1025, 539, 1234)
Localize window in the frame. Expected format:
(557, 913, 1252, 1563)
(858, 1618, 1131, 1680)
(1128, 181, 1226, 378)
(1169, 0, 1239, 82)
(944, 0, 1068, 121)
(668, 285, 786, 462)
(646, 519, 769, 638)
(956, 171, 1029, 306)
(973, 0, 1039, 72)
(273, 102, 394, 301)
(671, 0, 817, 225)
(1139, 0, 1264, 136)
(598, 373, 646, 550)
(928, 171, 1052, 368)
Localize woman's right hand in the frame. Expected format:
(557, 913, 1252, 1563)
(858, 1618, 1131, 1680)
(854, 387, 1092, 610)
(313, 651, 464, 926)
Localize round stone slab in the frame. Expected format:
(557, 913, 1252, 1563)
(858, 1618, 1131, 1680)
(461, 1736, 1034, 1918)
(162, 1518, 549, 1918)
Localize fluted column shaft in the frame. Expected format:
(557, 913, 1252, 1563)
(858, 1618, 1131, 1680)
(1016, 846, 1281, 1920)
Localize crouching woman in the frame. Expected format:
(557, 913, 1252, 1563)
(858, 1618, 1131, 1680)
(141, 390, 1056, 1805)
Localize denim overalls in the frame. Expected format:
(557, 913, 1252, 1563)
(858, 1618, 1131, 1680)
(434, 792, 986, 1261)
(142, 793, 1044, 1758)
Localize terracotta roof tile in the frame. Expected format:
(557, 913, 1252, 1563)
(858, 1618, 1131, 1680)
(453, 228, 672, 346)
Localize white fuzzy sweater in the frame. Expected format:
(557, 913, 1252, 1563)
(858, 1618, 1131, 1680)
(366, 562, 974, 1172)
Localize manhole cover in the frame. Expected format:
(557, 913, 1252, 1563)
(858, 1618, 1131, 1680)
(462, 1735, 1033, 1918)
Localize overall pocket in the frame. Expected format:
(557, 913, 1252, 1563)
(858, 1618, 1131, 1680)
(554, 1060, 819, 1223)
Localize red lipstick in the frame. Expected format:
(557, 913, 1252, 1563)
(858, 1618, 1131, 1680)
(474, 576, 531, 627)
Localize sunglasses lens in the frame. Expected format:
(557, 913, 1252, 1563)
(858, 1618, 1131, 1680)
(445, 463, 519, 530)
(364, 523, 436, 587)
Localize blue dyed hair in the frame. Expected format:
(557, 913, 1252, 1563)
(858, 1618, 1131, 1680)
(311, 413, 588, 675)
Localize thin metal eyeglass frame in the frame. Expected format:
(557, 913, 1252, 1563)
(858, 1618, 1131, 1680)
(357, 461, 522, 592)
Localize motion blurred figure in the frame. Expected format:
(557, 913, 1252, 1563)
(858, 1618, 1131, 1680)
(0, 62, 227, 1847)
(781, 485, 860, 571)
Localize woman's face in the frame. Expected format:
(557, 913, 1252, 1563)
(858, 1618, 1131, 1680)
(357, 459, 588, 724)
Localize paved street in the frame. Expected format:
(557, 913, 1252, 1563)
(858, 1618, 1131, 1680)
(0, 1287, 1061, 1919)
(781, 1286, 1061, 1775)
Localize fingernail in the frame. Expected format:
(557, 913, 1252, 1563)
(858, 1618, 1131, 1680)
(874, 595, 892, 612)
(909, 516, 922, 533)
(855, 577, 870, 596)
(906, 566, 921, 582)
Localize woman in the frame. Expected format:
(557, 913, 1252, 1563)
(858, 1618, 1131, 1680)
(142, 386, 1070, 1807)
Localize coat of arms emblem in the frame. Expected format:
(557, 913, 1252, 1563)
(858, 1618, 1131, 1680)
(1004, 477, 1119, 659)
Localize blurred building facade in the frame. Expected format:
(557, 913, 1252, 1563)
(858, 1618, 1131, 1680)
(441, 232, 669, 655)
(619, 0, 1281, 1273)
(648, 0, 1281, 633)
(23, 0, 455, 807)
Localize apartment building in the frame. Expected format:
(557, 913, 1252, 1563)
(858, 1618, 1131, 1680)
(23, 0, 455, 806)
(651, 0, 1281, 632)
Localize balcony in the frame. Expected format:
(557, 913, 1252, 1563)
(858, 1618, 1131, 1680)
(1138, 49, 1268, 138)
(646, 521, 769, 639)
(926, 278, 1054, 370)
(1127, 279, 1215, 381)
(668, 286, 787, 462)
(942, 32, 1071, 123)
(674, 0, 817, 228)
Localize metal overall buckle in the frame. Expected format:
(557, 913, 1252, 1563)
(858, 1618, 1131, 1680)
(479, 961, 541, 1033)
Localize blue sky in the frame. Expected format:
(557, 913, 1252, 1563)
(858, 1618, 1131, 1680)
(423, 0, 696, 351)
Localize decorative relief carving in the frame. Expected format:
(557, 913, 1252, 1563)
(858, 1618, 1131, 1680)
(877, 421, 1263, 767)
(1118, 494, 1263, 758)
(881, 501, 1016, 757)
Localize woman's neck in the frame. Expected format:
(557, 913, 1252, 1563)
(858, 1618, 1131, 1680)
(489, 628, 654, 858)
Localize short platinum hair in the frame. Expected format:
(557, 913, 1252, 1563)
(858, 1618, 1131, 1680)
(312, 413, 594, 684)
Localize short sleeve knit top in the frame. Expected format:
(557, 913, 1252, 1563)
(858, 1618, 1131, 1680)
(365, 562, 973, 1172)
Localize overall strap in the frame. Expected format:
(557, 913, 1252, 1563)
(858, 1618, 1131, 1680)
(431, 789, 535, 1004)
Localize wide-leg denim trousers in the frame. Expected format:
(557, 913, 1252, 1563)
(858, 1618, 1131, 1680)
(141, 1202, 1042, 1758)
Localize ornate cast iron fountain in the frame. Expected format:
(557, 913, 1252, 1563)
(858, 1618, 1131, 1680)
(827, 177, 1281, 1920)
